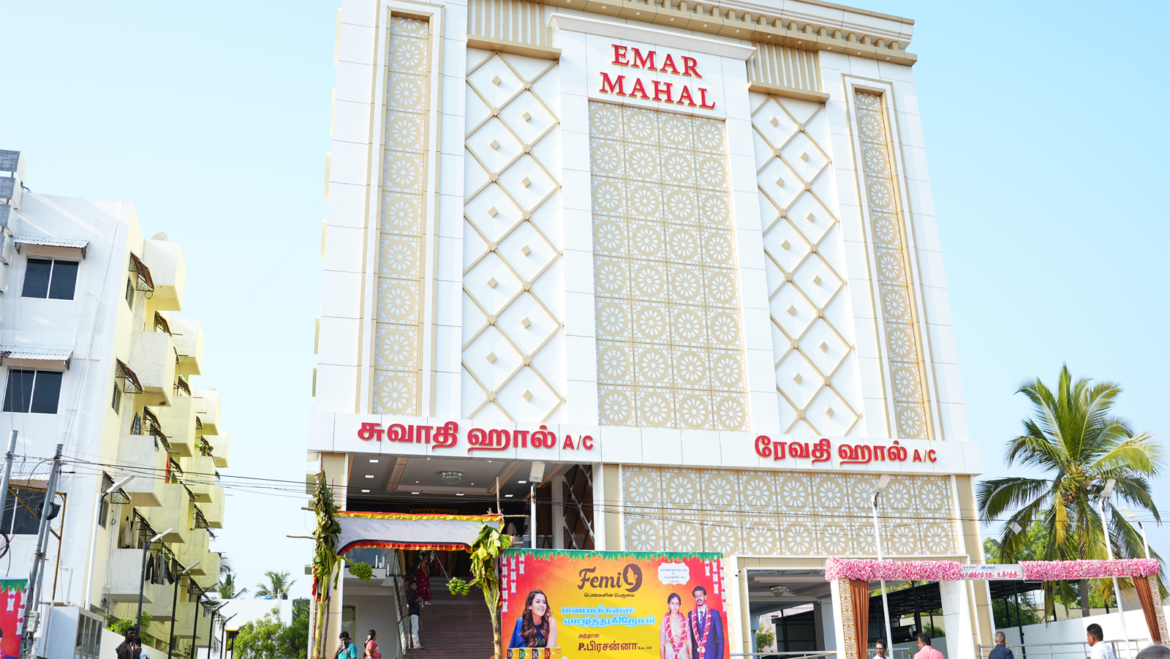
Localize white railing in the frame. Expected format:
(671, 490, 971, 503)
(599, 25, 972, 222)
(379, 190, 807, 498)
(978, 640, 1154, 659)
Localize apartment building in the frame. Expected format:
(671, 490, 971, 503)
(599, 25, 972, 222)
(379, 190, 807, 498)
(0, 150, 230, 656)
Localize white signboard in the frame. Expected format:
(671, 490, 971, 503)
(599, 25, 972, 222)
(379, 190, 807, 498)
(960, 564, 1024, 580)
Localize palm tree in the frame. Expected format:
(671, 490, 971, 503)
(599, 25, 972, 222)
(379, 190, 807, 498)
(254, 570, 296, 600)
(977, 365, 1163, 617)
(218, 568, 248, 599)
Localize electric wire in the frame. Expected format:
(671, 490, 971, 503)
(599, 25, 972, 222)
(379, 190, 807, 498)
(45, 454, 1167, 526)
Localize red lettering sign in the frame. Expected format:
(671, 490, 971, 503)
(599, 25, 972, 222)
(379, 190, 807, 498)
(598, 45, 714, 110)
(356, 421, 594, 454)
(756, 436, 935, 468)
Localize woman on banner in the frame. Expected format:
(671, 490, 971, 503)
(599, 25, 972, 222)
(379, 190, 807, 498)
(661, 593, 693, 659)
(508, 589, 559, 650)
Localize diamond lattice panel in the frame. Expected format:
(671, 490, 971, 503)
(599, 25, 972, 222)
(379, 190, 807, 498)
(591, 102, 749, 432)
(374, 16, 432, 414)
(854, 91, 930, 439)
(621, 466, 956, 556)
(752, 95, 861, 436)
(462, 51, 564, 422)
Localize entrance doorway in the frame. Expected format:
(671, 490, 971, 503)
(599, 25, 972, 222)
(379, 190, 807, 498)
(746, 569, 833, 657)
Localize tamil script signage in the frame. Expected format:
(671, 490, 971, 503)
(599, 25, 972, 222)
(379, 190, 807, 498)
(500, 549, 730, 659)
(753, 436, 938, 466)
(960, 564, 1024, 580)
(315, 412, 983, 475)
(357, 421, 595, 454)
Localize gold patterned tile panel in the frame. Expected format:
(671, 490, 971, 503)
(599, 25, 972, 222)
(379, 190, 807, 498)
(621, 466, 957, 556)
(853, 91, 930, 439)
(373, 16, 433, 415)
(590, 102, 749, 432)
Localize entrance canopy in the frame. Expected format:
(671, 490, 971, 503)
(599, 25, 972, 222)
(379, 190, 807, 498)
(336, 511, 502, 554)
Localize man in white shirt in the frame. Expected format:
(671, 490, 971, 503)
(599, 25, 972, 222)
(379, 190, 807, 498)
(1086, 624, 1116, 659)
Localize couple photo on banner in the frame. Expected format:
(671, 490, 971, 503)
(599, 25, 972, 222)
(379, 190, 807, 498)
(659, 585, 725, 659)
(507, 585, 725, 659)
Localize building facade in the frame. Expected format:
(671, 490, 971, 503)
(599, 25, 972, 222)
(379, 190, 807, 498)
(0, 151, 230, 655)
(309, 0, 992, 654)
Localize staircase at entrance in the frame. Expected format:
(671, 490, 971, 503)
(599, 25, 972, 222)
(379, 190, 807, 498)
(407, 577, 495, 659)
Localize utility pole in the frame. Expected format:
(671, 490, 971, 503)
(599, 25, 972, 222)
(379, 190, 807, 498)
(20, 443, 63, 659)
(0, 431, 18, 526)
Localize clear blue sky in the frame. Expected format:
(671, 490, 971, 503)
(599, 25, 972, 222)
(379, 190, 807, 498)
(1, 0, 1166, 599)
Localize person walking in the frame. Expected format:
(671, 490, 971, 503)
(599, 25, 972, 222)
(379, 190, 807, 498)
(416, 553, 432, 603)
(336, 631, 358, 659)
(914, 634, 944, 659)
(990, 632, 1015, 659)
(407, 580, 423, 649)
(364, 630, 381, 658)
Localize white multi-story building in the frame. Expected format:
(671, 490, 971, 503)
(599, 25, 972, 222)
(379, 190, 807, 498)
(0, 151, 230, 656)
(307, 0, 992, 655)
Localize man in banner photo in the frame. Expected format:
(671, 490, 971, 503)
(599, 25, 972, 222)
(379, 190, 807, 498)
(500, 550, 729, 659)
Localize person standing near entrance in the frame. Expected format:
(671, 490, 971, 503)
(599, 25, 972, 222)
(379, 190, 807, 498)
(914, 634, 943, 659)
(990, 632, 1015, 659)
(1086, 624, 1117, 659)
(874, 640, 889, 659)
(687, 586, 724, 659)
(407, 580, 423, 649)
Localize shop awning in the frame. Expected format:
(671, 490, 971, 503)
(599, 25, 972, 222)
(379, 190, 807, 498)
(14, 234, 89, 259)
(336, 511, 502, 554)
(0, 346, 73, 370)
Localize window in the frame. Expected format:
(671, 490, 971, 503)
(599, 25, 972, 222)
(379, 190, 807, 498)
(1, 486, 47, 535)
(124, 278, 134, 310)
(111, 383, 122, 413)
(2, 369, 63, 414)
(98, 473, 114, 528)
(22, 258, 79, 300)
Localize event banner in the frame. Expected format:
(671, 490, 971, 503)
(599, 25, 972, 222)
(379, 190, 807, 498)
(0, 579, 26, 659)
(500, 549, 730, 659)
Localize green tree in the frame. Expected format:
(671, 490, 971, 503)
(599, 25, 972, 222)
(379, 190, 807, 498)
(976, 366, 1164, 618)
(219, 567, 248, 599)
(255, 570, 296, 600)
(233, 609, 285, 659)
(756, 629, 775, 652)
(469, 523, 513, 659)
(291, 598, 309, 621)
(280, 612, 310, 659)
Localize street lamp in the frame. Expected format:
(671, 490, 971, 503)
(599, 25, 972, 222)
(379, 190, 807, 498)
(1096, 479, 1131, 658)
(529, 462, 545, 549)
(871, 475, 894, 649)
(136, 528, 172, 638)
(206, 603, 229, 659)
(1119, 508, 1149, 559)
(167, 561, 200, 659)
(83, 475, 135, 611)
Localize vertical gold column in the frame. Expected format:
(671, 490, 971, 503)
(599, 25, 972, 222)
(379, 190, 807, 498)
(853, 91, 931, 440)
(373, 16, 433, 414)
